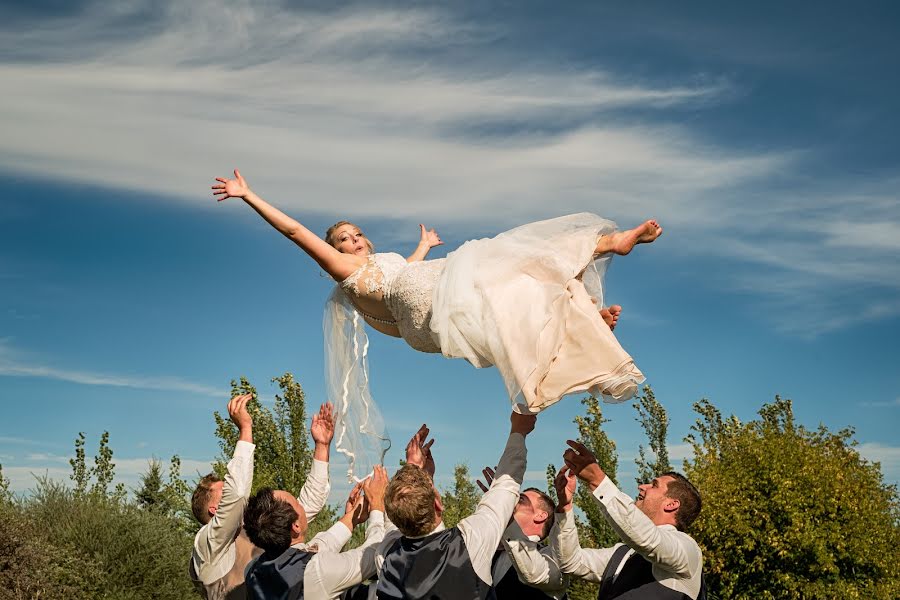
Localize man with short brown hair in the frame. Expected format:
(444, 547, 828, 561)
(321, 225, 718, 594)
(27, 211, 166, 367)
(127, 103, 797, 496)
(551, 441, 704, 599)
(189, 396, 336, 600)
(375, 413, 537, 599)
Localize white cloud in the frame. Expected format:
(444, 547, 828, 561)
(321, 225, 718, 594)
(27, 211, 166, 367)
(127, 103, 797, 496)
(0, 339, 220, 397)
(857, 442, 900, 484)
(0, 1, 896, 336)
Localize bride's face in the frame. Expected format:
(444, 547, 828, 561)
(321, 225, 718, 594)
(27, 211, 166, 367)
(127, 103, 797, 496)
(333, 223, 371, 256)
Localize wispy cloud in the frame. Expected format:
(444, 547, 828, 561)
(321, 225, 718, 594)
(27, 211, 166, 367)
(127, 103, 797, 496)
(1, 1, 896, 337)
(0, 340, 220, 397)
(857, 442, 900, 484)
(861, 398, 900, 409)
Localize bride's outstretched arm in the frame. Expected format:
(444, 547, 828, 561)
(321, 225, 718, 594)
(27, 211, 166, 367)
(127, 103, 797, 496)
(213, 170, 364, 281)
(406, 224, 443, 263)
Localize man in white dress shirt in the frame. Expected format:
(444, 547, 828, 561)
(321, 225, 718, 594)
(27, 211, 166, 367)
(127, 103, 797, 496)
(242, 466, 389, 600)
(374, 412, 537, 599)
(189, 396, 335, 600)
(552, 440, 704, 600)
(476, 467, 569, 599)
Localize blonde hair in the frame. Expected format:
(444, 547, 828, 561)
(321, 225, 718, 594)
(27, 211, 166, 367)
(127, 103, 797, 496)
(385, 465, 437, 537)
(325, 221, 375, 254)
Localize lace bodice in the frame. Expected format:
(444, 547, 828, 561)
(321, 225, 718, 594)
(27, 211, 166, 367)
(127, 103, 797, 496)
(340, 253, 408, 300)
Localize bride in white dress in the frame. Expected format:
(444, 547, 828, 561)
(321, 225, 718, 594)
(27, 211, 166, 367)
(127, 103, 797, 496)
(213, 170, 661, 479)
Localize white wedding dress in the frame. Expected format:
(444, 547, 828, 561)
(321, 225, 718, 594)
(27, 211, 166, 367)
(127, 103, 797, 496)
(325, 213, 645, 480)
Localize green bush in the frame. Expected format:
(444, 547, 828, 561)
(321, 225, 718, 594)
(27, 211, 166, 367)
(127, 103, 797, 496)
(0, 499, 101, 600)
(23, 480, 199, 600)
(686, 397, 900, 599)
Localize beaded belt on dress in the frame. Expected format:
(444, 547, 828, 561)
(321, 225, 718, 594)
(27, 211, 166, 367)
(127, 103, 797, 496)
(354, 306, 398, 325)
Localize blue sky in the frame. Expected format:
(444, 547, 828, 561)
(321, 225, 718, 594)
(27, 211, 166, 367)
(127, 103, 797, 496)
(1, 1, 899, 501)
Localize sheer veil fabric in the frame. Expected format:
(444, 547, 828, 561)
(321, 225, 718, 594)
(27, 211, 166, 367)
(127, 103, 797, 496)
(324, 213, 645, 480)
(323, 288, 390, 482)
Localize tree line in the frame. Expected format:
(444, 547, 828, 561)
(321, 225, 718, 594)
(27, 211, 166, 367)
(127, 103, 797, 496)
(1, 375, 898, 599)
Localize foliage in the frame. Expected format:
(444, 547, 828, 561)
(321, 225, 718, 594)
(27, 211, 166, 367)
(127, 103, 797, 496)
(23, 478, 197, 600)
(573, 395, 619, 549)
(214, 374, 312, 495)
(0, 463, 9, 501)
(686, 396, 900, 599)
(441, 463, 481, 529)
(0, 498, 102, 600)
(634, 385, 671, 484)
(213, 373, 345, 546)
(136, 455, 196, 533)
(69, 431, 126, 501)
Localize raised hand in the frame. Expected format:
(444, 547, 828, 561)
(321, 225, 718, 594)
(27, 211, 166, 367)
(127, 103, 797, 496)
(418, 224, 444, 249)
(344, 482, 369, 527)
(563, 440, 605, 490)
(227, 393, 253, 443)
(554, 466, 577, 512)
(510, 411, 537, 436)
(362, 465, 389, 512)
(311, 402, 335, 446)
(405, 424, 436, 476)
(475, 466, 496, 493)
(212, 169, 251, 201)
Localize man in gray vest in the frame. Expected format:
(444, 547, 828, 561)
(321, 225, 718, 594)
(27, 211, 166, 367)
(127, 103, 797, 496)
(189, 397, 336, 600)
(242, 466, 389, 600)
(552, 441, 704, 600)
(375, 412, 537, 599)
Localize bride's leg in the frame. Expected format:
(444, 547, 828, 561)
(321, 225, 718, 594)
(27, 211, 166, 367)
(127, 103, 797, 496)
(594, 220, 663, 256)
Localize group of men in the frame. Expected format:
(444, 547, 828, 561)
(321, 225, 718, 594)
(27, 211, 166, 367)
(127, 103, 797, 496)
(189, 394, 704, 599)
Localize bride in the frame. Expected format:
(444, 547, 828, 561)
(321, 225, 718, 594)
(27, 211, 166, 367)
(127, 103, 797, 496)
(213, 170, 660, 477)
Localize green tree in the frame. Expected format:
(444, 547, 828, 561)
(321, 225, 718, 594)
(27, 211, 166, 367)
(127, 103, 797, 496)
(213, 373, 338, 538)
(634, 385, 671, 484)
(685, 396, 900, 599)
(573, 395, 619, 549)
(441, 463, 480, 528)
(136, 456, 195, 532)
(550, 396, 624, 600)
(69, 431, 125, 501)
(214, 374, 312, 494)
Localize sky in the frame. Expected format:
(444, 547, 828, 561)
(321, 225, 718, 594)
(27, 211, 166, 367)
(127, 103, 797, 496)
(1, 1, 899, 502)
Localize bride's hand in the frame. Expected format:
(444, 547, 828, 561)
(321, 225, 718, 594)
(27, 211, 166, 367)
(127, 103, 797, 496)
(419, 224, 443, 249)
(212, 169, 251, 201)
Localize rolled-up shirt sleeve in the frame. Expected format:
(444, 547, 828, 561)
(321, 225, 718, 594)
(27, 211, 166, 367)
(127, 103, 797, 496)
(192, 440, 256, 583)
(297, 459, 330, 523)
(592, 478, 698, 577)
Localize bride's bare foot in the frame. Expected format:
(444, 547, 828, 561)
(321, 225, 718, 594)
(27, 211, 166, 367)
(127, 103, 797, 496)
(599, 304, 622, 331)
(596, 220, 663, 256)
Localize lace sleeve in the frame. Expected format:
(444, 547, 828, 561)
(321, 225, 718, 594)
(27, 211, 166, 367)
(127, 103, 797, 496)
(323, 287, 391, 481)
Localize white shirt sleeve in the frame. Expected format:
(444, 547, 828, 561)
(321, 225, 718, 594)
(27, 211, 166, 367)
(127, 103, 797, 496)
(457, 432, 527, 585)
(304, 519, 354, 555)
(503, 538, 569, 598)
(304, 511, 386, 600)
(297, 459, 330, 523)
(550, 509, 618, 583)
(591, 478, 701, 577)
(192, 440, 255, 584)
